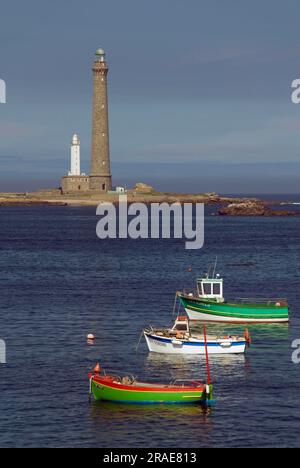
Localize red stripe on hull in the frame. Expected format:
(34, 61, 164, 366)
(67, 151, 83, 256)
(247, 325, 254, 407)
(89, 374, 205, 393)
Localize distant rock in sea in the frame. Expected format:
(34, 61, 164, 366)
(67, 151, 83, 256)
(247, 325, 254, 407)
(218, 202, 299, 216)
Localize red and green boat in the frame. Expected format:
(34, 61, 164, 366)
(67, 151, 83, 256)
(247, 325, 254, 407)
(89, 369, 213, 405)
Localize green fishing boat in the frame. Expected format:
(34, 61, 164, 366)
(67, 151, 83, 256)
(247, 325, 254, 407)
(178, 268, 289, 324)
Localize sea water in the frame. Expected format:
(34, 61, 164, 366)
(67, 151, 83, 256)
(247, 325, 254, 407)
(0, 203, 299, 447)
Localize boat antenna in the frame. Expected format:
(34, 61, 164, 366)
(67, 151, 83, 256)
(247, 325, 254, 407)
(203, 324, 211, 385)
(212, 256, 218, 279)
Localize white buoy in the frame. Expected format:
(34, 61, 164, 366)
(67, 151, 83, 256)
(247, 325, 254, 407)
(87, 334, 95, 341)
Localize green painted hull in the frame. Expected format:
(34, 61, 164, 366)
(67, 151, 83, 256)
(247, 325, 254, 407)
(180, 295, 289, 323)
(91, 380, 213, 405)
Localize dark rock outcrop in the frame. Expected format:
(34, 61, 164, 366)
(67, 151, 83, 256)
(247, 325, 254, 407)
(219, 202, 298, 217)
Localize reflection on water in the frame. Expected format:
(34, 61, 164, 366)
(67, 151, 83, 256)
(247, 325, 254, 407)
(89, 400, 214, 447)
(143, 351, 247, 381)
(191, 322, 289, 340)
(90, 400, 213, 420)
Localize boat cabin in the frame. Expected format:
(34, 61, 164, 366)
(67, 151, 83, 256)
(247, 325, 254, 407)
(197, 275, 224, 302)
(171, 316, 190, 334)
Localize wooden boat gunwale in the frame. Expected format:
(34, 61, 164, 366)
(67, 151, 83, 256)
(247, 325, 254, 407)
(90, 373, 206, 392)
(179, 291, 288, 310)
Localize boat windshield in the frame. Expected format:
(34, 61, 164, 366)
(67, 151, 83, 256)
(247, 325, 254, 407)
(213, 283, 221, 295)
(203, 283, 212, 295)
(175, 323, 188, 332)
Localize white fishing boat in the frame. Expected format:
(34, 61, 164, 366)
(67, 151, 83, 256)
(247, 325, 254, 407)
(144, 316, 249, 355)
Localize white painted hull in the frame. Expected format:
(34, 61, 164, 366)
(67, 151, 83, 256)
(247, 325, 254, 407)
(185, 308, 289, 324)
(144, 333, 246, 355)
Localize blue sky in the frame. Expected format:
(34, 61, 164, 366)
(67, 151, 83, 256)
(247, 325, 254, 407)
(0, 0, 300, 193)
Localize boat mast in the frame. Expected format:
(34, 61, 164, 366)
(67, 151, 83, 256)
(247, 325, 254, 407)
(203, 324, 211, 385)
(212, 256, 218, 279)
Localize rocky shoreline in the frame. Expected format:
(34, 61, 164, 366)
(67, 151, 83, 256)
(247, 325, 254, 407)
(0, 183, 298, 216)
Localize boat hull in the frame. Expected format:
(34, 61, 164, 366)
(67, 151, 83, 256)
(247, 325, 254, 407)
(144, 332, 246, 354)
(180, 295, 289, 324)
(90, 376, 213, 405)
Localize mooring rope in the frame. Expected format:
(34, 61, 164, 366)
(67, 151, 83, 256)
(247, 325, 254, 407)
(135, 330, 144, 352)
(89, 376, 94, 403)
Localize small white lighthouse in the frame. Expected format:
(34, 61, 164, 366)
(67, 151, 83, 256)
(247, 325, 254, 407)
(68, 134, 81, 176)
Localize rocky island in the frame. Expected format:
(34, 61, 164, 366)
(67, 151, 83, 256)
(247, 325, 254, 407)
(0, 183, 297, 216)
(0, 183, 255, 206)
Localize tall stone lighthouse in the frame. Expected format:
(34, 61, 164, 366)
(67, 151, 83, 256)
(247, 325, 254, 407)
(61, 48, 113, 194)
(89, 48, 112, 192)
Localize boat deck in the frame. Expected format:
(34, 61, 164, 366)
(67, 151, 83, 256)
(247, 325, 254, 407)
(146, 329, 244, 342)
(130, 381, 203, 389)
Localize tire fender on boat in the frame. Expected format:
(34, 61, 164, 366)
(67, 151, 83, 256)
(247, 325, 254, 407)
(220, 341, 232, 348)
(171, 339, 183, 346)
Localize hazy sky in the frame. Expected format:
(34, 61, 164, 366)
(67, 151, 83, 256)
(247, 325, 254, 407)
(1, 0, 300, 193)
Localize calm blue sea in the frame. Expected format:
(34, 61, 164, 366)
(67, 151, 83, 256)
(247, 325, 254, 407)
(0, 200, 300, 448)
